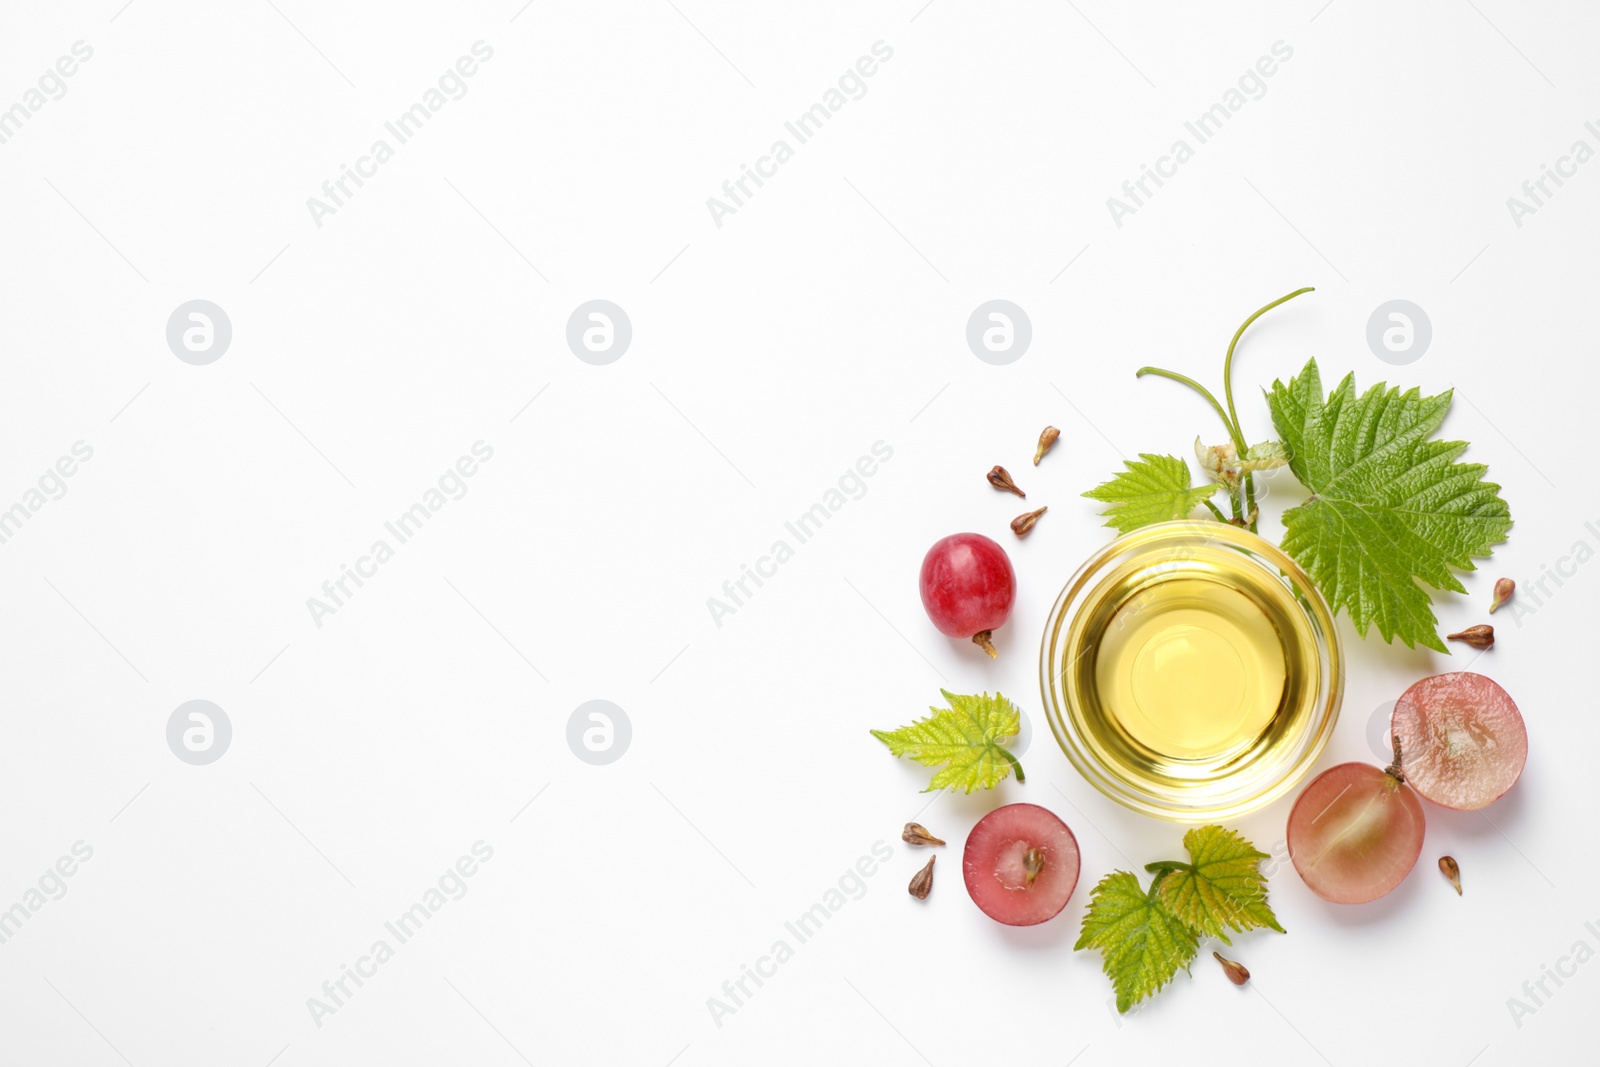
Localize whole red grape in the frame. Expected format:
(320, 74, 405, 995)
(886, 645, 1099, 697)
(919, 533, 1016, 658)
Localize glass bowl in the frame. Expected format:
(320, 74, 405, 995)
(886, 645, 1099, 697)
(1039, 521, 1342, 822)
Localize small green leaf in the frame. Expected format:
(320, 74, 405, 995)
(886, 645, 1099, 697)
(1238, 440, 1288, 473)
(1194, 439, 1287, 483)
(1150, 826, 1285, 945)
(1083, 453, 1220, 534)
(1075, 871, 1198, 1013)
(1077, 825, 1282, 1011)
(870, 690, 1024, 793)
(1266, 359, 1514, 651)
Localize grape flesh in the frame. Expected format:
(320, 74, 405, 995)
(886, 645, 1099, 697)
(962, 803, 1080, 926)
(1287, 762, 1425, 904)
(1391, 672, 1527, 810)
(919, 533, 1016, 657)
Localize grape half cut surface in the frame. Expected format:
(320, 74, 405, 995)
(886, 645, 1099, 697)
(1287, 762, 1425, 904)
(962, 803, 1080, 925)
(1391, 671, 1527, 811)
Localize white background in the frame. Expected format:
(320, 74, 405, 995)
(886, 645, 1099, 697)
(0, 1, 1594, 1064)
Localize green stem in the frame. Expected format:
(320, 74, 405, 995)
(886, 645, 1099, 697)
(1202, 497, 1228, 523)
(1144, 861, 1190, 874)
(999, 747, 1026, 784)
(1145, 862, 1189, 897)
(1136, 366, 1243, 450)
(1221, 287, 1314, 535)
(1220, 286, 1315, 448)
(1142, 287, 1315, 539)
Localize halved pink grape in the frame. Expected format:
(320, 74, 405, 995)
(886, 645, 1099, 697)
(1391, 672, 1527, 810)
(962, 803, 1080, 925)
(1287, 762, 1425, 904)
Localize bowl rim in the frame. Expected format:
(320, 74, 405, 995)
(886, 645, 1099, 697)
(1038, 520, 1344, 822)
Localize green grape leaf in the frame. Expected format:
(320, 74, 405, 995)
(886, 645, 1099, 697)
(870, 690, 1024, 793)
(1266, 359, 1514, 651)
(1075, 871, 1199, 1013)
(1150, 825, 1285, 945)
(1083, 453, 1221, 533)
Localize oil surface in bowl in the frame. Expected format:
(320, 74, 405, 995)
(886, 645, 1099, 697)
(1063, 542, 1322, 802)
(1096, 577, 1286, 759)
